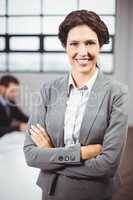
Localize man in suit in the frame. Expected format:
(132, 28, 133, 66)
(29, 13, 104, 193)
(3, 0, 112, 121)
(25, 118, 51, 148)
(23, 10, 128, 200)
(0, 75, 28, 137)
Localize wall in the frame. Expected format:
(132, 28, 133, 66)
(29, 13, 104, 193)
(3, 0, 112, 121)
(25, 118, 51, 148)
(115, 0, 133, 126)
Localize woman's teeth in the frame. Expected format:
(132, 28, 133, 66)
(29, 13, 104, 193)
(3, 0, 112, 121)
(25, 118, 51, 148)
(76, 59, 89, 65)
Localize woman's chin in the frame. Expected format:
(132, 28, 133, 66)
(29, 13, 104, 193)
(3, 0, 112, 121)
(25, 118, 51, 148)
(78, 64, 92, 73)
(71, 62, 96, 74)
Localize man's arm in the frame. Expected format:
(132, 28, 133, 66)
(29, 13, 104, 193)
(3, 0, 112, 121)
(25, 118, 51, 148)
(0, 125, 20, 137)
(10, 101, 28, 122)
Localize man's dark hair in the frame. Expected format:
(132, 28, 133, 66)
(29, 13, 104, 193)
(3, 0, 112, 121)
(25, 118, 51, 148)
(58, 10, 109, 48)
(0, 75, 19, 87)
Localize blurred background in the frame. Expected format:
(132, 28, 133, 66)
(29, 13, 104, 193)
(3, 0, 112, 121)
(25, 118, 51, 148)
(0, 0, 133, 200)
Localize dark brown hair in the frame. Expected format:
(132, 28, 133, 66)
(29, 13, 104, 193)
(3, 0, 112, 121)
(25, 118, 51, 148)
(58, 10, 109, 48)
(0, 75, 19, 87)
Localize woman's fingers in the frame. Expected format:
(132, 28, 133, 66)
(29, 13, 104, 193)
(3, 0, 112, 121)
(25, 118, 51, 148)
(31, 125, 40, 134)
(36, 124, 51, 142)
(30, 128, 42, 145)
(36, 124, 45, 132)
(31, 124, 47, 141)
(29, 124, 54, 148)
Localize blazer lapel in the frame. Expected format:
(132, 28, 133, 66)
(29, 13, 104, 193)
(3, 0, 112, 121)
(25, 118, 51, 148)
(54, 74, 69, 147)
(79, 70, 111, 145)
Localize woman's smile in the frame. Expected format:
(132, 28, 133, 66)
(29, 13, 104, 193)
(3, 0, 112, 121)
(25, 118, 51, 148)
(75, 57, 93, 66)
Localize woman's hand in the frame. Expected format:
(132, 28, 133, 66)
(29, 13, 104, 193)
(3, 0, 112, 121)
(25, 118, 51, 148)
(29, 124, 54, 148)
(80, 144, 102, 160)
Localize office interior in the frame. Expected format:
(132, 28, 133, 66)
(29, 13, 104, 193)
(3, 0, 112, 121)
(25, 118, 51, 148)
(0, 0, 133, 200)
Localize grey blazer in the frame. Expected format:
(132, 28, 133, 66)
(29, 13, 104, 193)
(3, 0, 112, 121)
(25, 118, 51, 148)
(23, 70, 128, 200)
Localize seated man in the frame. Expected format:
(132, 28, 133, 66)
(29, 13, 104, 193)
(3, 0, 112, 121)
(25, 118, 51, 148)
(0, 75, 28, 137)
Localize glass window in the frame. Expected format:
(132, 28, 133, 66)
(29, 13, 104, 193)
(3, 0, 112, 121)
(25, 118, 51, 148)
(9, 53, 41, 71)
(98, 53, 114, 73)
(44, 35, 113, 53)
(43, 53, 70, 71)
(8, 0, 41, 15)
(101, 16, 115, 35)
(1, 0, 116, 73)
(0, 17, 6, 34)
(0, 0, 6, 15)
(10, 37, 39, 51)
(0, 53, 6, 71)
(44, 36, 64, 51)
(8, 17, 41, 34)
(43, 0, 77, 15)
(79, 0, 115, 15)
(43, 16, 65, 34)
(0, 37, 5, 50)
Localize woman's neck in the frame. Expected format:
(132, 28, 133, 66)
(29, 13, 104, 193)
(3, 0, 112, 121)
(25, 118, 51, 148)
(72, 67, 96, 88)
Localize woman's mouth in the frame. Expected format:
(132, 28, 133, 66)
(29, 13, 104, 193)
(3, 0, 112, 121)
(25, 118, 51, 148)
(75, 58, 91, 66)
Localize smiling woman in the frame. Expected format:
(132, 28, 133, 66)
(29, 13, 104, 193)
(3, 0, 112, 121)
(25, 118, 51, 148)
(23, 10, 128, 200)
(58, 10, 109, 87)
(65, 25, 100, 87)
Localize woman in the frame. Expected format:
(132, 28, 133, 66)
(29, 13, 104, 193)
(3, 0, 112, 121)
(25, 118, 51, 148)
(23, 10, 128, 200)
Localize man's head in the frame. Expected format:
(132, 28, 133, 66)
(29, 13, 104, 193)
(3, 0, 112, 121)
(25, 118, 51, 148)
(0, 75, 19, 102)
(58, 10, 109, 48)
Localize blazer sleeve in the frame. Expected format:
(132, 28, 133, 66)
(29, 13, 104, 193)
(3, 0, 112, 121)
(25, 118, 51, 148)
(23, 84, 81, 171)
(55, 85, 129, 179)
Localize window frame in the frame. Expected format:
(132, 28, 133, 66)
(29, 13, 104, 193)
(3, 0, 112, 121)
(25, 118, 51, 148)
(0, 0, 116, 74)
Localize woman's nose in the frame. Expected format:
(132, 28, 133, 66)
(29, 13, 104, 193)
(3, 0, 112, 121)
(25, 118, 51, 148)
(77, 44, 88, 55)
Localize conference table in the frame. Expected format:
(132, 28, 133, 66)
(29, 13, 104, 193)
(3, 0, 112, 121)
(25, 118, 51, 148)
(0, 132, 41, 200)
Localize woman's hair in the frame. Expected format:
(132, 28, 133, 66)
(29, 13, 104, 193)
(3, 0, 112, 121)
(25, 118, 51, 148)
(58, 10, 109, 48)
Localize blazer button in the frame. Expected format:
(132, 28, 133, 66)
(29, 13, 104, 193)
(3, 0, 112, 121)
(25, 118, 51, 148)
(65, 155, 69, 161)
(70, 155, 75, 161)
(58, 156, 63, 161)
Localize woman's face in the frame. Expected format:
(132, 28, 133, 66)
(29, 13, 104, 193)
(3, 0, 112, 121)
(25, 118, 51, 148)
(66, 25, 101, 76)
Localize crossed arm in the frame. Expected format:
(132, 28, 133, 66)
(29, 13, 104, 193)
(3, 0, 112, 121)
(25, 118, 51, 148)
(29, 123, 102, 160)
(23, 85, 128, 179)
(24, 123, 102, 172)
(23, 86, 102, 173)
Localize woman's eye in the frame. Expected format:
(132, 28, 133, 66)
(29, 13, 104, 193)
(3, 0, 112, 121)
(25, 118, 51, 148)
(86, 41, 96, 45)
(70, 43, 78, 46)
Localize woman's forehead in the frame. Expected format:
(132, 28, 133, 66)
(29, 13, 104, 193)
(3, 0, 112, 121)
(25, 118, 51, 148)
(67, 25, 98, 40)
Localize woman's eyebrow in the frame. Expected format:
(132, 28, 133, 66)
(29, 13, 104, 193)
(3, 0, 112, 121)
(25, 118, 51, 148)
(67, 40, 79, 43)
(85, 39, 97, 43)
(68, 39, 97, 43)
